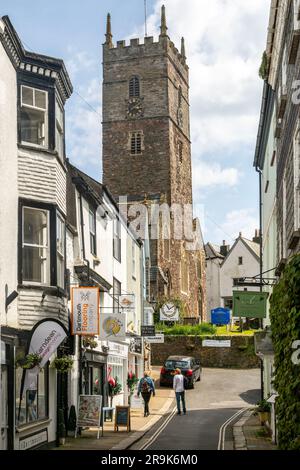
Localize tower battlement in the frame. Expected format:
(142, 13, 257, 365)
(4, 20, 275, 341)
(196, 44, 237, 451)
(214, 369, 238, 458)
(103, 6, 189, 78)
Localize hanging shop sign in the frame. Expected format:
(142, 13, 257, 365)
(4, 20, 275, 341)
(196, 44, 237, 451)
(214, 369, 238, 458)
(118, 294, 135, 312)
(100, 312, 126, 340)
(211, 308, 231, 325)
(160, 303, 179, 321)
(141, 325, 155, 337)
(71, 287, 100, 335)
(129, 337, 143, 354)
(233, 291, 268, 319)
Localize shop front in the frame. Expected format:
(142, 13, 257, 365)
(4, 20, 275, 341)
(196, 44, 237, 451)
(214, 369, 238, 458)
(81, 350, 108, 406)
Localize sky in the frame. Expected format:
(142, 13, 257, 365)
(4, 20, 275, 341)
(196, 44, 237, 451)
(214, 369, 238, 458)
(1, 0, 270, 246)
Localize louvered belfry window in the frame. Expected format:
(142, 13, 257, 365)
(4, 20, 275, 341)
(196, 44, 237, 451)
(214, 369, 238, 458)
(130, 132, 142, 154)
(129, 76, 140, 97)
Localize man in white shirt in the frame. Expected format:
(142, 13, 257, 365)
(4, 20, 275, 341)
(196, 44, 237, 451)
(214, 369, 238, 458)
(173, 368, 186, 415)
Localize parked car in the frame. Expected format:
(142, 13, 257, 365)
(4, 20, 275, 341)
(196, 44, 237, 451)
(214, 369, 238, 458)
(160, 355, 201, 389)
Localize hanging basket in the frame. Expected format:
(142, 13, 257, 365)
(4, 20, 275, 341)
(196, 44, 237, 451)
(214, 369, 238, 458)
(53, 356, 74, 374)
(16, 353, 42, 370)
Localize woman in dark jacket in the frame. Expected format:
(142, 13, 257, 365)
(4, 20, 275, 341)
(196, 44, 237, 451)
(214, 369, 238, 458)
(138, 371, 155, 417)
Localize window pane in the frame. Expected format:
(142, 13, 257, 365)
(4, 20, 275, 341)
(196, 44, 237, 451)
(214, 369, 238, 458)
(56, 216, 65, 256)
(22, 86, 34, 106)
(23, 246, 49, 283)
(24, 208, 48, 246)
(26, 389, 38, 422)
(21, 108, 46, 146)
(35, 89, 47, 109)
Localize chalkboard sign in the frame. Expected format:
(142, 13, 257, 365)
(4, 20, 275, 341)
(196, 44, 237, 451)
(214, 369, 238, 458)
(114, 406, 131, 432)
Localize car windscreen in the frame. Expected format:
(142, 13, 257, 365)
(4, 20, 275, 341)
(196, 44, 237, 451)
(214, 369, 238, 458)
(164, 360, 190, 369)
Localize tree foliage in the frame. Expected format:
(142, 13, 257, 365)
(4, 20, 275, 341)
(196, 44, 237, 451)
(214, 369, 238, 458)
(269, 254, 300, 449)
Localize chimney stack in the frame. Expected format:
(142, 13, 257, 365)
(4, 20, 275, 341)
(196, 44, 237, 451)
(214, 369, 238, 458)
(252, 229, 261, 244)
(220, 240, 230, 257)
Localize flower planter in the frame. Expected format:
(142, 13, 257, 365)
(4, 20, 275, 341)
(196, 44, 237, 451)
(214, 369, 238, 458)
(258, 411, 270, 425)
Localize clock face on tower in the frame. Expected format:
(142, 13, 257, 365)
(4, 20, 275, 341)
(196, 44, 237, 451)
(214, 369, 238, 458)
(127, 97, 143, 119)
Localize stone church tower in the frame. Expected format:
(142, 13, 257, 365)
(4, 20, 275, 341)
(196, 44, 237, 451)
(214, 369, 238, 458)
(102, 7, 206, 322)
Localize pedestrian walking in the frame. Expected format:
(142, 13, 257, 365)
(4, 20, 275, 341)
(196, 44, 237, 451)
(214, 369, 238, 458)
(173, 368, 186, 415)
(137, 371, 155, 417)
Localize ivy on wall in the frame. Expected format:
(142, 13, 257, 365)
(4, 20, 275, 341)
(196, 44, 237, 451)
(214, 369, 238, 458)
(269, 254, 300, 450)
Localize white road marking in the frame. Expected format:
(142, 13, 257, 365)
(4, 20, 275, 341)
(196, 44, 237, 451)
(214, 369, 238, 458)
(139, 406, 177, 450)
(217, 408, 247, 450)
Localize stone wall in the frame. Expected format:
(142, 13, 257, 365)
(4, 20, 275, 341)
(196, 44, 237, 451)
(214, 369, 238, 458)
(151, 335, 260, 369)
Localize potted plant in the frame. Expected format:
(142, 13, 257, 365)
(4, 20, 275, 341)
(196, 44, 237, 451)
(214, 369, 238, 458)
(127, 372, 139, 406)
(255, 399, 271, 425)
(16, 353, 42, 369)
(58, 408, 66, 445)
(53, 356, 74, 373)
(67, 405, 77, 437)
(108, 376, 122, 407)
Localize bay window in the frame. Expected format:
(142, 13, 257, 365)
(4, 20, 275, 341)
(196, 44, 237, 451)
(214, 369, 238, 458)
(20, 201, 66, 289)
(20, 85, 48, 147)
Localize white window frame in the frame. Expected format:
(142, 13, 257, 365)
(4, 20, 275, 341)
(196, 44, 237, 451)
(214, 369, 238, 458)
(20, 85, 48, 148)
(22, 206, 50, 286)
(89, 208, 97, 255)
(56, 213, 65, 289)
(55, 98, 64, 159)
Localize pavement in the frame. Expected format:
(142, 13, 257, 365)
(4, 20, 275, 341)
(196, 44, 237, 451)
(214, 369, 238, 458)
(231, 409, 277, 451)
(54, 367, 176, 451)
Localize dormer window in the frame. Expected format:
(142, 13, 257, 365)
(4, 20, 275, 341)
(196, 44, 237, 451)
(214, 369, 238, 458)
(20, 85, 48, 147)
(129, 76, 140, 97)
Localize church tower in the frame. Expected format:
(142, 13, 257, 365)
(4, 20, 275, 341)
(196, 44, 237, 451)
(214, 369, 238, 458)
(102, 7, 205, 322)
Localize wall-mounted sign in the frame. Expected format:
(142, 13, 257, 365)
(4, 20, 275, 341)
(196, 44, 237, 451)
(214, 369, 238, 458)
(71, 287, 100, 335)
(114, 406, 131, 432)
(129, 337, 143, 354)
(141, 325, 155, 337)
(108, 342, 128, 357)
(211, 308, 231, 325)
(144, 306, 154, 326)
(160, 303, 179, 321)
(233, 291, 268, 319)
(119, 294, 135, 312)
(202, 339, 231, 348)
(19, 429, 48, 450)
(100, 312, 126, 340)
(145, 334, 164, 344)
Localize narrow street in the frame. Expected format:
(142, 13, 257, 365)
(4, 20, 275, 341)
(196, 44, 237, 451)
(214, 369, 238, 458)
(131, 368, 260, 450)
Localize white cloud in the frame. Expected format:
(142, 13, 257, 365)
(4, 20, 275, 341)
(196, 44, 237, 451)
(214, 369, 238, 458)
(218, 208, 258, 242)
(193, 161, 241, 189)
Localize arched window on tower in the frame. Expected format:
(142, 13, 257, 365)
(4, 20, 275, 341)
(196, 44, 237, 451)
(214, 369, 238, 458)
(129, 76, 140, 97)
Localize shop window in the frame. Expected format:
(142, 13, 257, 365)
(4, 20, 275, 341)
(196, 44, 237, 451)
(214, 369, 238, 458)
(15, 360, 49, 426)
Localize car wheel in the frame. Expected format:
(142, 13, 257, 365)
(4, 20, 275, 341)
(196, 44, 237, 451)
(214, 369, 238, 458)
(197, 374, 201, 382)
(190, 380, 195, 389)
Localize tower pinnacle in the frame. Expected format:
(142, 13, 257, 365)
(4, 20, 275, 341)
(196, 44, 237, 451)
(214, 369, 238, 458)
(160, 5, 168, 37)
(105, 13, 113, 47)
(181, 37, 186, 61)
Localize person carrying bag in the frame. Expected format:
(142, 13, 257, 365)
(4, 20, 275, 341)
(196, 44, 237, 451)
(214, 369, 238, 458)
(138, 371, 155, 417)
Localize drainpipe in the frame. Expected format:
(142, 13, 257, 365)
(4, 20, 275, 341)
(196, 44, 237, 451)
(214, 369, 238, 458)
(256, 164, 264, 401)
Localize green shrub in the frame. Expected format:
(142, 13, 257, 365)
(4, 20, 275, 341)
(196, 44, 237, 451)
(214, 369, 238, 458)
(155, 322, 216, 336)
(269, 254, 300, 450)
